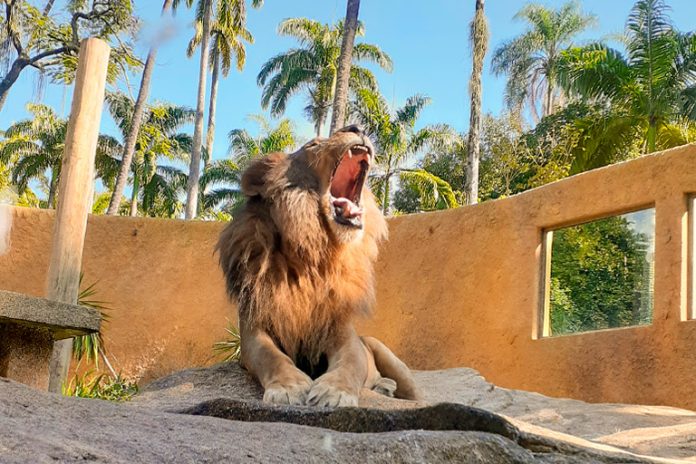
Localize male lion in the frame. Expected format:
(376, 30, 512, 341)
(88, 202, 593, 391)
(217, 125, 421, 407)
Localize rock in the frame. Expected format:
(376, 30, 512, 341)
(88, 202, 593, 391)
(0, 376, 573, 464)
(137, 362, 696, 462)
(0, 289, 100, 339)
(0, 289, 101, 389)
(0, 362, 690, 463)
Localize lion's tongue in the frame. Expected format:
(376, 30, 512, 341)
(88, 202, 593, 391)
(333, 198, 362, 218)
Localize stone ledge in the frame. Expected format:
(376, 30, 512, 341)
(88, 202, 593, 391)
(0, 289, 100, 340)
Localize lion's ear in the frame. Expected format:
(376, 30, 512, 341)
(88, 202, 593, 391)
(241, 153, 284, 197)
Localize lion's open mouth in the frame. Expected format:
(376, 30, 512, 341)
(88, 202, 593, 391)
(330, 144, 370, 228)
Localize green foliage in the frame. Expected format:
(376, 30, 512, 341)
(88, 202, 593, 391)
(492, 1, 596, 121)
(549, 212, 654, 335)
(393, 148, 466, 214)
(558, 0, 696, 154)
(257, 17, 392, 134)
(350, 88, 456, 213)
(0, 103, 121, 207)
(227, 115, 297, 169)
(105, 93, 195, 217)
(548, 277, 580, 335)
(396, 169, 458, 212)
(478, 113, 529, 200)
(477, 105, 642, 201)
(0, 0, 139, 99)
(186, 0, 261, 75)
(63, 371, 138, 402)
(73, 274, 111, 367)
(213, 320, 241, 362)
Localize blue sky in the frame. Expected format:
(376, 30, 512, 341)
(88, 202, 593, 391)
(2, 0, 696, 164)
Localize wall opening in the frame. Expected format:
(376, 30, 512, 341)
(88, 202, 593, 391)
(541, 208, 656, 337)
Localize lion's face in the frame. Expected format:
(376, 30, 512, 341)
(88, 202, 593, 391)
(293, 125, 374, 238)
(241, 125, 378, 246)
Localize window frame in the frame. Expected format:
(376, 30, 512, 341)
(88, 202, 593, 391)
(538, 206, 657, 338)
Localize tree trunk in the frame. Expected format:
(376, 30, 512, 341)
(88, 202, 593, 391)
(381, 169, 391, 215)
(329, 0, 360, 134)
(185, 0, 212, 220)
(205, 55, 220, 168)
(106, 0, 174, 215)
(129, 173, 139, 217)
(465, 0, 488, 205)
(43, 0, 56, 15)
(47, 167, 58, 209)
(0, 58, 29, 113)
(545, 79, 554, 117)
(315, 107, 325, 137)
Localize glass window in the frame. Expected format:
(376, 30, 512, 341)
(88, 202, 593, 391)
(542, 208, 655, 336)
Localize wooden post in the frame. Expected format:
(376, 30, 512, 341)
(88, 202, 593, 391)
(47, 38, 110, 393)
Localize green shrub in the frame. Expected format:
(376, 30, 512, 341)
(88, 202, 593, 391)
(63, 371, 138, 402)
(213, 320, 241, 362)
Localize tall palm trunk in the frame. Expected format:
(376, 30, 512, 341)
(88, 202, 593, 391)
(107, 0, 174, 215)
(129, 173, 139, 217)
(185, 0, 212, 219)
(205, 55, 220, 168)
(315, 108, 326, 137)
(545, 77, 554, 117)
(381, 167, 391, 215)
(465, 0, 488, 205)
(329, 0, 360, 134)
(47, 167, 58, 209)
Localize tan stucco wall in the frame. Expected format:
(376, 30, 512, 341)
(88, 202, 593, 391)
(1, 144, 695, 409)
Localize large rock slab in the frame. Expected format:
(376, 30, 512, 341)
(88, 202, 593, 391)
(136, 362, 696, 462)
(1, 361, 693, 463)
(0, 375, 633, 464)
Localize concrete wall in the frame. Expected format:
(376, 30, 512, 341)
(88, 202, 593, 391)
(1, 144, 695, 409)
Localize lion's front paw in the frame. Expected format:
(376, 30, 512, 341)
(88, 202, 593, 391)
(307, 376, 358, 408)
(371, 376, 397, 397)
(263, 375, 312, 406)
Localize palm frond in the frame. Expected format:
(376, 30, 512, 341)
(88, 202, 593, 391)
(351, 43, 393, 71)
(398, 168, 459, 211)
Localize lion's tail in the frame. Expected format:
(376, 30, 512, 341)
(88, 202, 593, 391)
(361, 336, 423, 401)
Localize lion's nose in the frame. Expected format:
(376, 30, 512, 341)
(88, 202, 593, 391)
(337, 124, 363, 135)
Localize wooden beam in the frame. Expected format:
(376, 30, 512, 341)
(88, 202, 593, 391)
(46, 38, 110, 393)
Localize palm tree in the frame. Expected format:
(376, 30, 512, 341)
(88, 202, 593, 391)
(105, 93, 194, 216)
(106, 0, 176, 216)
(257, 18, 392, 137)
(172, 0, 212, 219)
(491, 1, 596, 122)
(466, 0, 489, 205)
(349, 89, 453, 214)
(0, 104, 119, 208)
(186, 0, 263, 165)
(558, 0, 696, 156)
(137, 158, 242, 218)
(227, 115, 297, 168)
(329, 0, 360, 134)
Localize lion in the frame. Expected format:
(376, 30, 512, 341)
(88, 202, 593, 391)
(216, 125, 422, 408)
